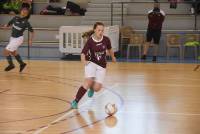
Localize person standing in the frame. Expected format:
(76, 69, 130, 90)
(141, 2, 165, 62)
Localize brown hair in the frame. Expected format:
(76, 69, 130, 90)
(82, 22, 104, 39)
(93, 22, 104, 30)
(82, 30, 94, 38)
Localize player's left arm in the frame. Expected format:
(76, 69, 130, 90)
(27, 22, 34, 46)
(160, 10, 166, 22)
(107, 49, 116, 62)
(106, 37, 116, 62)
(29, 31, 34, 46)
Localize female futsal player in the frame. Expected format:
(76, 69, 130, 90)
(71, 22, 116, 109)
(2, 6, 34, 72)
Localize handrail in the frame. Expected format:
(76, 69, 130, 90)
(134, 30, 200, 32)
(111, 1, 194, 4)
(111, 1, 199, 30)
(33, 28, 59, 31)
(113, 13, 197, 16)
(0, 41, 59, 44)
(0, 27, 59, 31)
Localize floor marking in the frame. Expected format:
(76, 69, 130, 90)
(117, 111, 200, 116)
(33, 84, 119, 134)
(194, 65, 200, 71)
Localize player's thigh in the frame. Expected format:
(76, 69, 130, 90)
(153, 30, 161, 44)
(83, 78, 94, 89)
(6, 37, 24, 52)
(93, 66, 106, 91)
(84, 62, 96, 89)
(146, 29, 153, 42)
(3, 48, 11, 56)
(85, 62, 96, 78)
(93, 82, 103, 92)
(11, 51, 18, 56)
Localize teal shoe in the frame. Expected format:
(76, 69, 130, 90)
(88, 88, 94, 98)
(71, 100, 78, 109)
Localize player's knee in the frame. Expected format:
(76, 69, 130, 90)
(93, 87, 100, 92)
(83, 83, 90, 90)
(3, 49, 9, 56)
(11, 51, 17, 56)
(83, 79, 93, 89)
(93, 84, 102, 92)
(146, 42, 151, 45)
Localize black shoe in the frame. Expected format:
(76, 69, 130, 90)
(152, 56, 157, 62)
(141, 55, 146, 60)
(4, 65, 15, 72)
(19, 63, 27, 72)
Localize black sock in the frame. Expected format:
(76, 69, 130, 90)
(15, 54, 24, 65)
(75, 86, 87, 103)
(141, 55, 146, 60)
(6, 55, 14, 66)
(152, 56, 157, 61)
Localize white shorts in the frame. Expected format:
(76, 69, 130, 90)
(6, 36, 24, 52)
(85, 62, 106, 84)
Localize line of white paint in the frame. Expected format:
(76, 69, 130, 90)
(118, 111, 200, 116)
(33, 84, 119, 134)
(118, 83, 200, 88)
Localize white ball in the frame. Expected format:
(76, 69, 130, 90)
(105, 103, 117, 116)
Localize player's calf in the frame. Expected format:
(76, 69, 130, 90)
(71, 86, 87, 109)
(14, 54, 27, 72)
(4, 55, 15, 72)
(93, 83, 102, 92)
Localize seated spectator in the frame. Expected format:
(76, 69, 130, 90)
(66, 1, 86, 16)
(168, 0, 178, 9)
(40, 1, 86, 16)
(40, 5, 66, 15)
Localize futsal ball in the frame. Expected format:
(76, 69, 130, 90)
(105, 103, 117, 116)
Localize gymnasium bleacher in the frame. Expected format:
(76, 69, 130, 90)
(0, 0, 199, 60)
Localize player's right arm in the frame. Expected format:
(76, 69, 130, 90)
(81, 53, 88, 66)
(1, 17, 16, 29)
(81, 39, 90, 65)
(6, 17, 16, 27)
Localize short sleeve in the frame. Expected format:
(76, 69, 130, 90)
(81, 39, 90, 55)
(27, 22, 34, 32)
(7, 17, 16, 26)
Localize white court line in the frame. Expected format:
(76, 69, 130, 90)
(118, 83, 200, 88)
(117, 111, 200, 116)
(33, 84, 118, 134)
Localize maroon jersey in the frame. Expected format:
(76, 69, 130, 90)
(148, 9, 165, 30)
(82, 35, 112, 68)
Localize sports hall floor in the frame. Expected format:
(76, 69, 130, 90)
(0, 60, 200, 134)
